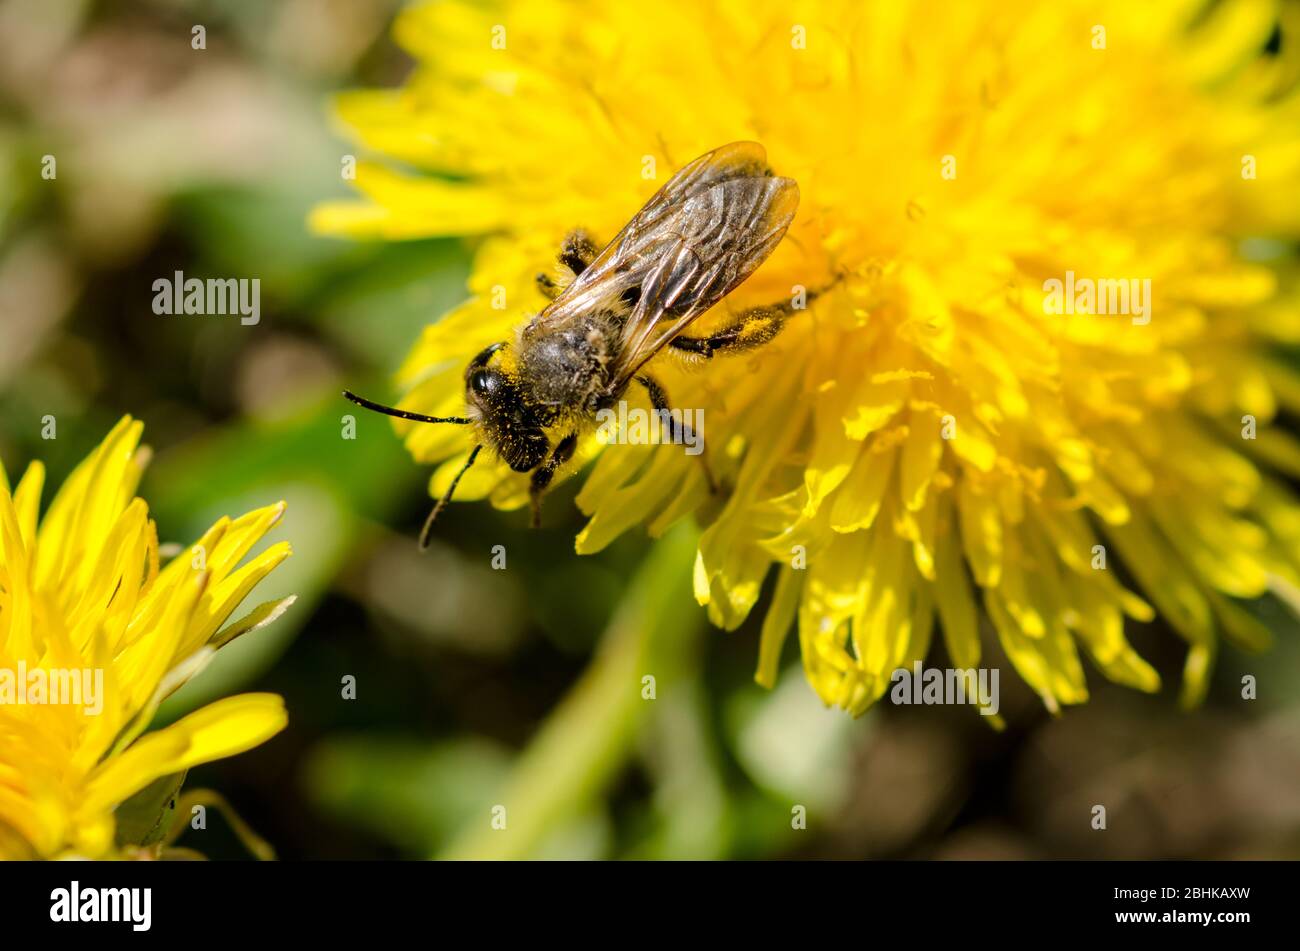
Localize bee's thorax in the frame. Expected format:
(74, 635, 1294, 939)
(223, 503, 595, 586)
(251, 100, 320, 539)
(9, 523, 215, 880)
(514, 310, 621, 416)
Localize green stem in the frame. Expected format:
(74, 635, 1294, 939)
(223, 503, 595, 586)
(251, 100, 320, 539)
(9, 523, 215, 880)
(438, 524, 702, 860)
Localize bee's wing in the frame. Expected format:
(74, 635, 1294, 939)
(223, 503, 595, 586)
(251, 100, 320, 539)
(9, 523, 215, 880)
(585, 141, 777, 277)
(607, 172, 799, 387)
(538, 142, 799, 385)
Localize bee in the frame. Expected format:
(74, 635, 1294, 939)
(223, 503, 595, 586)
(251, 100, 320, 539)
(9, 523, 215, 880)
(346, 141, 816, 547)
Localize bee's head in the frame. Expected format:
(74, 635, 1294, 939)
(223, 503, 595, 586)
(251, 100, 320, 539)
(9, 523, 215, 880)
(464, 344, 549, 472)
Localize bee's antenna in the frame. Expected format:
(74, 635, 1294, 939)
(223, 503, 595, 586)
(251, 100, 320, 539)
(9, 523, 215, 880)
(343, 390, 471, 426)
(419, 444, 483, 550)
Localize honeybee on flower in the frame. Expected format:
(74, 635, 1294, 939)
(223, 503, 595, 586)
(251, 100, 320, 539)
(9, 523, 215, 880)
(314, 0, 1300, 717)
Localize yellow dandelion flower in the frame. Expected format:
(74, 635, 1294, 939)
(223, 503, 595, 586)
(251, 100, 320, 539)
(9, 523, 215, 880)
(0, 417, 293, 859)
(313, 0, 1300, 716)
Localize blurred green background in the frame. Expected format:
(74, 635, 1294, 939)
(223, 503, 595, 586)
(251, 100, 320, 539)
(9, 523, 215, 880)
(1, 0, 1298, 860)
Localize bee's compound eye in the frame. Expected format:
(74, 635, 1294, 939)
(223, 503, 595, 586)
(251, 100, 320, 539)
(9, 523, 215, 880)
(469, 368, 496, 397)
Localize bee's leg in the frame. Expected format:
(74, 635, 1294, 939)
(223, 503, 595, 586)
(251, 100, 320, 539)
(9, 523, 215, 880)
(558, 229, 599, 277)
(535, 272, 561, 300)
(668, 284, 833, 358)
(529, 431, 578, 528)
(635, 374, 717, 493)
(537, 230, 599, 300)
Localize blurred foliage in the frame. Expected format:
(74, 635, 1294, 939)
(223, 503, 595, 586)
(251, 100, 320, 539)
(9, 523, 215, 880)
(1, 0, 1298, 860)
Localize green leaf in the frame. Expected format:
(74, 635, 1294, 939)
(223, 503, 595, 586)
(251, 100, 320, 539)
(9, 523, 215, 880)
(114, 771, 187, 849)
